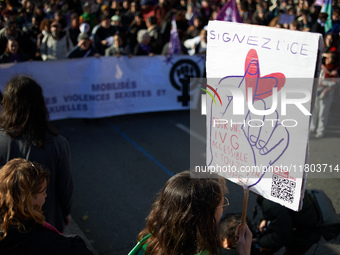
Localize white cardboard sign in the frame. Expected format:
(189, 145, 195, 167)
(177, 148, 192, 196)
(205, 21, 322, 211)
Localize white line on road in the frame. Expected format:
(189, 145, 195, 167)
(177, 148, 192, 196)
(176, 123, 206, 144)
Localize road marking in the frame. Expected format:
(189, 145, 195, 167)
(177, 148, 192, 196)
(176, 123, 206, 144)
(105, 120, 174, 177)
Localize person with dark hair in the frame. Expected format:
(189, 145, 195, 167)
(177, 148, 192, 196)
(93, 14, 117, 55)
(322, 33, 338, 56)
(105, 33, 131, 56)
(146, 15, 161, 54)
(67, 32, 99, 58)
(255, 193, 321, 255)
(54, 10, 68, 29)
(1, 9, 16, 25)
(329, 8, 340, 36)
(129, 11, 147, 50)
(123, 0, 140, 28)
(79, 2, 97, 31)
(110, 0, 122, 17)
(154, 0, 169, 26)
(22, 15, 41, 51)
(310, 12, 328, 37)
(111, 14, 128, 37)
(0, 158, 93, 255)
(40, 20, 74, 60)
(0, 19, 29, 56)
(0, 75, 74, 233)
(129, 170, 252, 255)
(67, 12, 81, 46)
(32, 4, 46, 25)
(186, 16, 204, 39)
(298, 10, 312, 31)
(219, 213, 262, 255)
(0, 37, 28, 63)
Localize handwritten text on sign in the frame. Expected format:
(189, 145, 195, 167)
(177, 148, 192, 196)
(205, 21, 322, 211)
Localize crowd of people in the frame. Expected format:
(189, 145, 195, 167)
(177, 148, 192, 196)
(1, 0, 340, 63)
(0, 73, 332, 254)
(0, 0, 339, 252)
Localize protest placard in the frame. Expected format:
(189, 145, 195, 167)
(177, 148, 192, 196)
(204, 21, 323, 211)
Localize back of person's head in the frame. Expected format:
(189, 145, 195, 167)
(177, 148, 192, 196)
(0, 75, 55, 147)
(147, 15, 157, 26)
(219, 213, 252, 249)
(138, 170, 227, 255)
(319, 12, 328, 21)
(100, 13, 111, 22)
(0, 158, 49, 240)
(219, 213, 240, 249)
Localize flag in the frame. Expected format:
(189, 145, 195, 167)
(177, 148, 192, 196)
(168, 15, 182, 57)
(215, 0, 243, 23)
(321, 0, 333, 33)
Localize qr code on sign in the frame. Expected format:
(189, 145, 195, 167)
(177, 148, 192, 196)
(270, 174, 296, 204)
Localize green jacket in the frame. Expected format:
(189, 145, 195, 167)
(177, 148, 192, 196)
(128, 234, 211, 255)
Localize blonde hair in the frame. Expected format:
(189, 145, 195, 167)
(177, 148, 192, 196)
(0, 158, 49, 240)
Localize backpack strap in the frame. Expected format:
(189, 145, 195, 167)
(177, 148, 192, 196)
(128, 234, 151, 255)
(128, 234, 211, 255)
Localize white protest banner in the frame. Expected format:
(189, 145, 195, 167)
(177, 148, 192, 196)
(205, 21, 323, 211)
(0, 55, 205, 120)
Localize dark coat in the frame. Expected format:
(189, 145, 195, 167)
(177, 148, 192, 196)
(67, 44, 98, 58)
(93, 25, 117, 55)
(0, 221, 93, 255)
(256, 192, 321, 250)
(0, 130, 73, 232)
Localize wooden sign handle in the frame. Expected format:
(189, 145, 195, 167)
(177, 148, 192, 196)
(241, 188, 249, 225)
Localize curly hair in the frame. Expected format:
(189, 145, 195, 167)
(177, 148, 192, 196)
(0, 75, 58, 147)
(0, 158, 49, 240)
(138, 170, 227, 255)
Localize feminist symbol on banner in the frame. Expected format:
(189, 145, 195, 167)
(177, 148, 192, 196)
(170, 59, 201, 106)
(208, 49, 290, 188)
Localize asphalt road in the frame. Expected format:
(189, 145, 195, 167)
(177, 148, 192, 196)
(52, 103, 340, 255)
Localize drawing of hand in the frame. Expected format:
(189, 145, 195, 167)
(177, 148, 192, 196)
(241, 100, 290, 188)
(240, 49, 289, 188)
(208, 49, 289, 188)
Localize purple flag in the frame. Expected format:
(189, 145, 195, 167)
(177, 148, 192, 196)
(215, 0, 243, 23)
(168, 15, 182, 56)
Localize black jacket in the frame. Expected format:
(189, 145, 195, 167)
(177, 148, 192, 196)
(256, 191, 321, 250)
(67, 44, 98, 59)
(0, 221, 93, 255)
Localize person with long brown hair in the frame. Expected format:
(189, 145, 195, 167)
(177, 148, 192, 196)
(0, 75, 73, 232)
(0, 37, 28, 63)
(0, 158, 92, 255)
(129, 170, 252, 255)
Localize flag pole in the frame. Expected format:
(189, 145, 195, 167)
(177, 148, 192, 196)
(241, 188, 249, 225)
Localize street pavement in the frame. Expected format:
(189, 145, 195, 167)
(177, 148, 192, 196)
(53, 100, 340, 255)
